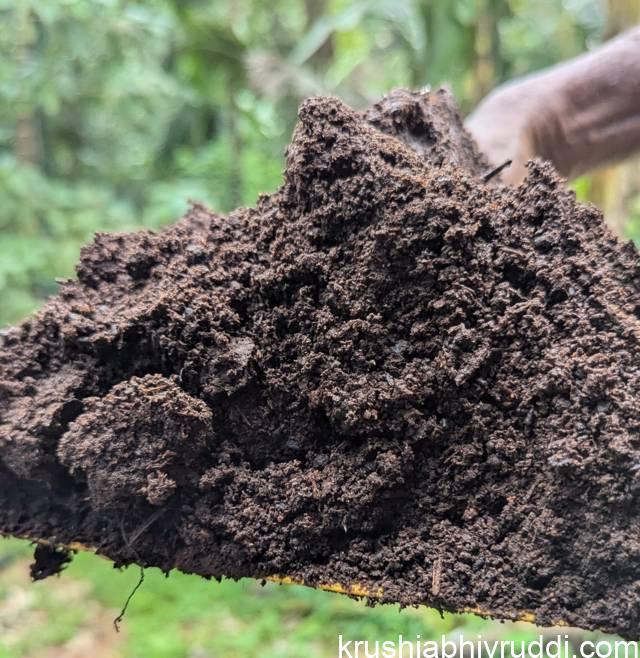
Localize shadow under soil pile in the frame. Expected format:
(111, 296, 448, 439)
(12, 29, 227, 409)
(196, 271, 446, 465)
(3, 89, 640, 637)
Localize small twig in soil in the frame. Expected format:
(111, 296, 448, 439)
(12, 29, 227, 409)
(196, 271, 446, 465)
(112, 510, 165, 631)
(127, 508, 166, 547)
(431, 556, 443, 596)
(482, 159, 512, 182)
(113, 566, 145, 632)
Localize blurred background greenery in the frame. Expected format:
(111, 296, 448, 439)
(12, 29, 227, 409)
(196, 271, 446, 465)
(1, 0, 640, 656)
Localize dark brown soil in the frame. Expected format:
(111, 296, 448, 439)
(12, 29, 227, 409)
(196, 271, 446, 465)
(2, 88, 640, 637)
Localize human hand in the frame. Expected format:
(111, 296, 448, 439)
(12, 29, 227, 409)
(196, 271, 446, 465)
(465, 27, 640, 185)
(465, 80, 540, 185)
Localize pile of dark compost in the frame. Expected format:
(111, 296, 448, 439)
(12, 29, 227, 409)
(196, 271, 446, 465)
(3, 89, 640, 637)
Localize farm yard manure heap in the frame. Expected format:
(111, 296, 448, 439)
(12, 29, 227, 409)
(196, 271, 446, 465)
(2, 89, 640, 637)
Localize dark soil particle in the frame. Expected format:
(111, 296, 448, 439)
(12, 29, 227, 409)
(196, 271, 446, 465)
(30, 543, 72, 581)
(3, 88, 640, 637)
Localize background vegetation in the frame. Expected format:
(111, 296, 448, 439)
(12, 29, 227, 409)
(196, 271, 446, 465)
(1, 0, 639, 656)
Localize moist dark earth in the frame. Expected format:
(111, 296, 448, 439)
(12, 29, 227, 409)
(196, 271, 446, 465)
(3, 88, 640, 638)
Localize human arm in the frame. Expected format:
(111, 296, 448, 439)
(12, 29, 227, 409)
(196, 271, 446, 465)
(465, 27, 640, 184)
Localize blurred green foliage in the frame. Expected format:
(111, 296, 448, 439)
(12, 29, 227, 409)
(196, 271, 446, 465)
(0, 0, 605, 326)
